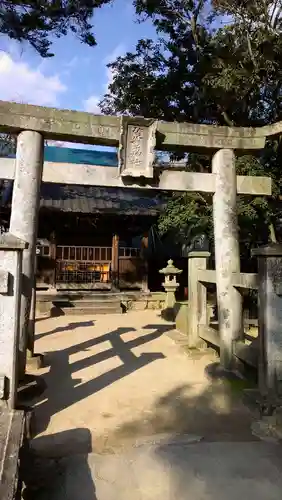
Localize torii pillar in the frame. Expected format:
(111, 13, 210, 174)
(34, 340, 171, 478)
(212, 149, 243, 369)
(9, 130, 44, 377)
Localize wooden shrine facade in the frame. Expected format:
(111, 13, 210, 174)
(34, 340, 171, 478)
(1, 164, 166, 290)
(36, 237, 147, 291)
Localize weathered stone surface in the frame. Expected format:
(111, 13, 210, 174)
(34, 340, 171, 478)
(160, 259, 182, 312)
(0, 239, 25, 406)
(157, 120, 266, 151)
(0, 376, 4, 399)
(0, 233, 27, 249)
(119, 117, 157, 178)
(175, 302, 190, 337)
(0, 158, 273, 195)
(197, 269, 258, 290)
(131, 300, 148, 311)
(9, 131, 44, 372)
(0, 100, 120, 146)
(147, 299, 164, 310)
(36, 300, 52, 315)
(0, 251, 19, 381)
(237, 175, 272, 196)
(252, 244, 282, 398)
(188, 251, 210, 347)
(262, 120, 282, 137)
(0, 270, 9, 294)
(0, 100, 270, 152)
(212, 149, 243, 369)
(26, 353, 44, 370)
(0, 408, 25, 500)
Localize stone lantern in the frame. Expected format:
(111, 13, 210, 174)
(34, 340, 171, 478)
(159, 259, 182, 317)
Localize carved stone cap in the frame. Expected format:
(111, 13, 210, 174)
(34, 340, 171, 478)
(188, 251, 211, 258)
(252, 243, 282, 258)
(0, 232, 28, 250)
(159, 259, 182, 275)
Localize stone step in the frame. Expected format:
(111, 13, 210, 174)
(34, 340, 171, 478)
(60, 304, 122, 315)
(69, 299, 122, 307)
(53, 298, 121, 307)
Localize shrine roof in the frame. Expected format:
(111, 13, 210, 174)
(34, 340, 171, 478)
(1, 179, 167, 216)
(39, 183, 166, 216)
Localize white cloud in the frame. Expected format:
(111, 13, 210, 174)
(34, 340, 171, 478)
(104, 43, 126, 89)
(0, 52, 66, 106)
(83, 43, 126, 114)
(65, 56, 78, 70)
(83, 95, 101, 113)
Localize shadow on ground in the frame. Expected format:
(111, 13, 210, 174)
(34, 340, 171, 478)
(19, 313, 277, 499)
(20, 324, 172, 440)
(21, 428, 96, 500)
(103, 374, 257, 448)
(35, 319, 95, 340)
(21, 377, 273, 500)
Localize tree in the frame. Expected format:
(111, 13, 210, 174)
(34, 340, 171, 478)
(0, 0, 112, 57)
(0, 132, 16, 231)
(0, 132, 16, 156)
(99, 0, 282, 254)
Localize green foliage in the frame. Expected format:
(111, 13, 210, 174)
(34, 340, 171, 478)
(0, 133, 16, 157)
(158, 192, 213, 241)
(100, 0, 282, 251)
(0, 0, 112, 57)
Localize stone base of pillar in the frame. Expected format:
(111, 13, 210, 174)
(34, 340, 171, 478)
(161, 307, 175, 322)
(26, 351, 44, 370)
(111, 281, 120, 293)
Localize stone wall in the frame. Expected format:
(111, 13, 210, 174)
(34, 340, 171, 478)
(122, 292, 166, 311)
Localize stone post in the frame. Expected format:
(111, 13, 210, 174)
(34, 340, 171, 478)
(188, 251, 210, 347)
(252, 244, 282, 404)
(0, 233, 27, 409)
(9, 131, 44, 375)
(212, 149, 243, 369)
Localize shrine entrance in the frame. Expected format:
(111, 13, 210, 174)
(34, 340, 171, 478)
(0, 100, 276, 406)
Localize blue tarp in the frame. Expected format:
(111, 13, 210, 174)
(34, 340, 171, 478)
(7, 145, 118, 167)
(44, 146, 118, 166)
(1, 146, 119, 206)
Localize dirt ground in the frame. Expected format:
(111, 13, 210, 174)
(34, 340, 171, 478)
(24, 310, 256, 456)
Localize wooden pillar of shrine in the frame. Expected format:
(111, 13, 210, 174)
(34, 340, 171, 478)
(49, 231, 57, 289)
(111, 233, 119, 289)
(141, 233, 150, 294)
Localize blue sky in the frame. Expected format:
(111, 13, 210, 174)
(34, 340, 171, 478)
(0, 0, 157, 114)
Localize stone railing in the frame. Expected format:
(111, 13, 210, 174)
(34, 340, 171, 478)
(0, 233, 27, 408)
(0, 408, 26, 500)
(0, 233, 27, 500)
(186, 250, 258, 347)
(184, 245, 282, 403)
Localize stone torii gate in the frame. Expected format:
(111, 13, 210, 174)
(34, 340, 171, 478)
(0, 101, 276, 378)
